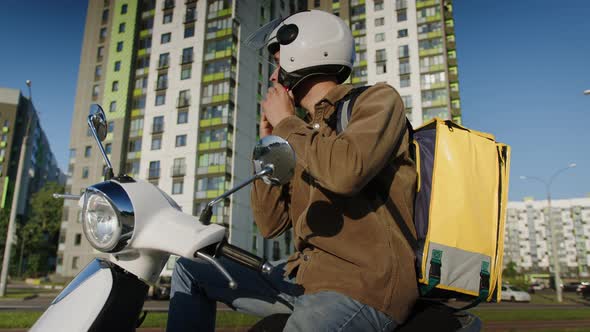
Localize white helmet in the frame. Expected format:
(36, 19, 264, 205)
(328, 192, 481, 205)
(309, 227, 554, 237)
(247, 10, 355, 90)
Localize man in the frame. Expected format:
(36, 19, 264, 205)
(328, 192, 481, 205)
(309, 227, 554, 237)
(167, 10, 417, 331)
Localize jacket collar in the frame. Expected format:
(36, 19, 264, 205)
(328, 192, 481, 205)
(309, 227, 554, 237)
(313, 84, 354, 120)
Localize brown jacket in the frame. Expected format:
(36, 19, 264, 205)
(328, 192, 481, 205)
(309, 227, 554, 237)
(251, 83, 418, 323)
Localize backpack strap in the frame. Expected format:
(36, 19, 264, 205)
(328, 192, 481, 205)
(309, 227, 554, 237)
(335, 86, 418, 251)
(336, 86, 370, 134)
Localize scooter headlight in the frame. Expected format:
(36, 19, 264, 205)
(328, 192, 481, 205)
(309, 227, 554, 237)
(83, 182, 135, 253)
(85, 194, 120, 251)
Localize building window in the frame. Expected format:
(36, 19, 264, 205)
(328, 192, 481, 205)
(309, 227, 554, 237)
(97, 46, 104, 61)
(75, 233, 82, 245)
(109, 101, 117, 112)
(375, 33, 385, 42)
(155, 93, 166, 106)
(114, 61, 121, 71)
(399, 58, 410, 75)
(128, 139, 142, 152)
(116, 41, 123, 52)
(119, 23, 126, 33)
(374, 0, 384, 11)
(398, 45, 409, 58)
(181, 66, 191, 80)
(85, 146, 92, 157)
(72, 256, 79, 269)
(163, 12, 173, 24)
(175, 134, 187, 147)
(99, 27, 107, 42)
(102, 9, 109, 24)
(152, 116, 164, 133)
(92, 85, 100, 98)
(402, 95, 412, 109)
(151, 136, 162, 150)
(121, 3, 128, 14)
(397, 9, 407, 22)
(149, 161, 160, 178)
(161, 32, 171, 44)
(375, 17, 385, 26)
(112, 80, 119, 91)
(184, 24, 195, 38)
(177, 110, 188, 124)
(398, 29, 408, 38)
(158, 53, 170, 68)
(157, 73, 168, 90)
(94, 65, 102, 80)
(182, 47, 194, 64)
(178, 90, 190, 107)
(82, 167, 89, 179)
(400, 74, 411, 88)
(376, 49, 387, 74)
(172, 179, 184, 195)
(105, 143, 112, 154)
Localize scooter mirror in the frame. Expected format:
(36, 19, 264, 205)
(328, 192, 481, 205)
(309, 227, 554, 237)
(252, 135, 295, 185)
(89, 104, 108, 141)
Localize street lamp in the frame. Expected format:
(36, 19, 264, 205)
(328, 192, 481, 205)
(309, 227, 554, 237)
(520, 163, 577, 303)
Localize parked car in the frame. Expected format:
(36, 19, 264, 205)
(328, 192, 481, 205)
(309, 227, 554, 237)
(577, 282, 589, 296)
(582, 283, 590, 300)
(528, 283, 545, 293)
(562, 282, 582, 292)
(501, 285, 531, 302)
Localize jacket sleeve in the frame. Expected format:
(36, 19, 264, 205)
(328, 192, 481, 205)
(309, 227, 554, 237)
(272, 84, 406, 196)
(250, 181, 292, 238)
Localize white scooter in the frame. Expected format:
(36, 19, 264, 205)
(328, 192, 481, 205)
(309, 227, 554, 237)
(31, 105, 481, 331)
(30, 105, 296, 331)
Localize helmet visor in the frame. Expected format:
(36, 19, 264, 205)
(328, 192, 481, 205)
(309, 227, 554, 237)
(244, 17, 284, 50)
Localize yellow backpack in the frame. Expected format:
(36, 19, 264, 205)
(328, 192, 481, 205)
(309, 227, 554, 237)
(337, 87, 511, 307)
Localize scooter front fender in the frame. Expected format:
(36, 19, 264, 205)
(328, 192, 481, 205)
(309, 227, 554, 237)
(31, 258, 148, 332)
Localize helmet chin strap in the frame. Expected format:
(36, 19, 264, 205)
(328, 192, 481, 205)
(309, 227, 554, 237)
(279, 65, 351, 91)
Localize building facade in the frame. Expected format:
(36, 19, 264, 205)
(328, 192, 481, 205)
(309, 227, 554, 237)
(505, 198, 590, 278)
(311, 0, 462, 125)
(0, 88, 65, 219)
(58, 0, 304, 277)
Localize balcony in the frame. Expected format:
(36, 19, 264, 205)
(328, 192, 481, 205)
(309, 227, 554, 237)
(180, 54, 194, 64)
(197, 160, 232, 175)
(199, 115, 233, 128)
(416, 0, 439, 9)
(207, 7, 232, 20)
(148, 168, 161, 179)
(177, 97, 191, 108)
(163, 0, 174, 10)
(172, 164, 186, 177)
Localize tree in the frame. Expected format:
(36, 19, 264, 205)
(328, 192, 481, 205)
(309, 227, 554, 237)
(503, 261, 518, 279)
(17, 182, 64, 277)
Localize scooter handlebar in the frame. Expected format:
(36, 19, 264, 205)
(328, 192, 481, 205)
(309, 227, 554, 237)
(215, 238, 273, 274)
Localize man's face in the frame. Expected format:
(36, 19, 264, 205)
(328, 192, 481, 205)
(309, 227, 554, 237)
(270, 51, 280, 83)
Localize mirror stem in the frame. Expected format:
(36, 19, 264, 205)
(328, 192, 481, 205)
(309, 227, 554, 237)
(199, 166, 273, 224)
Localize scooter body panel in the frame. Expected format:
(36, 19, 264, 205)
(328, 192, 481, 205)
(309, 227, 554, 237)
(31, 258, 148, 332)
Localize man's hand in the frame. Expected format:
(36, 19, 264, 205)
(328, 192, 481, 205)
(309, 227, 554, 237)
(259, 112, 273, 139)
(261, 82, 296, 128)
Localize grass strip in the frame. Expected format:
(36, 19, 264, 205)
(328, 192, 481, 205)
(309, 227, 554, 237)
(470, 308, 590, 321)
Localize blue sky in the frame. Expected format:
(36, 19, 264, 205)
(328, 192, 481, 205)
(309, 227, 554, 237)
(0, 1, 589, 201)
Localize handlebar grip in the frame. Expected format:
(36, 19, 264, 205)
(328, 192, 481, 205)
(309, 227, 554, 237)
(216, 238, 266, 272)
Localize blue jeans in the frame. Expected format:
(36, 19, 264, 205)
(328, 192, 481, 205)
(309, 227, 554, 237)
(166, 257, 397, 332)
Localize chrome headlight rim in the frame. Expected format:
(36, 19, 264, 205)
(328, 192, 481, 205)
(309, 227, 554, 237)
(83, 181, 135, 253)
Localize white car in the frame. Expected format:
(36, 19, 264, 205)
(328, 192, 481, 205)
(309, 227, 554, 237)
(501, 285, 531, 302)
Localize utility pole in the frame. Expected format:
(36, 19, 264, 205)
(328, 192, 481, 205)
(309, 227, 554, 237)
(0, 81, 35, 297)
